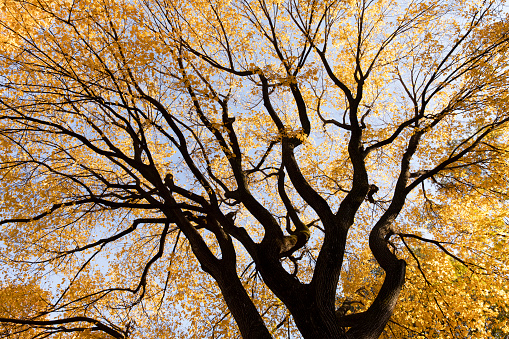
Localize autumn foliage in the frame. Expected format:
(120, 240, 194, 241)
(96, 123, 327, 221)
(0, 0, 509, 338)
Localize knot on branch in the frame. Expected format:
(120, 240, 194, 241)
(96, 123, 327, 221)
(367, 184, 379, 203)
(279, 227, 310, 258)
(223, 116, 235, 126)
(164, 173, 174, 188)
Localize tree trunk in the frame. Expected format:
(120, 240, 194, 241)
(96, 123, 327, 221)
(214, 268, 273, 339)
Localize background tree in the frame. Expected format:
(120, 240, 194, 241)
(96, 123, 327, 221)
(0, 0, 508, 338)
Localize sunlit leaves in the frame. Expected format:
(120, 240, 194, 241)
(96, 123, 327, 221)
(0, 0, 509, 337)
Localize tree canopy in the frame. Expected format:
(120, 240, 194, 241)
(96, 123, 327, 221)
(0, 0, 509, 338)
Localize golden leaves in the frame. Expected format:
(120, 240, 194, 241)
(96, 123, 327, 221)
(1, 0, 509, 337)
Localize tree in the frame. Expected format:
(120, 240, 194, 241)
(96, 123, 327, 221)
(0, 0, 508, 337)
